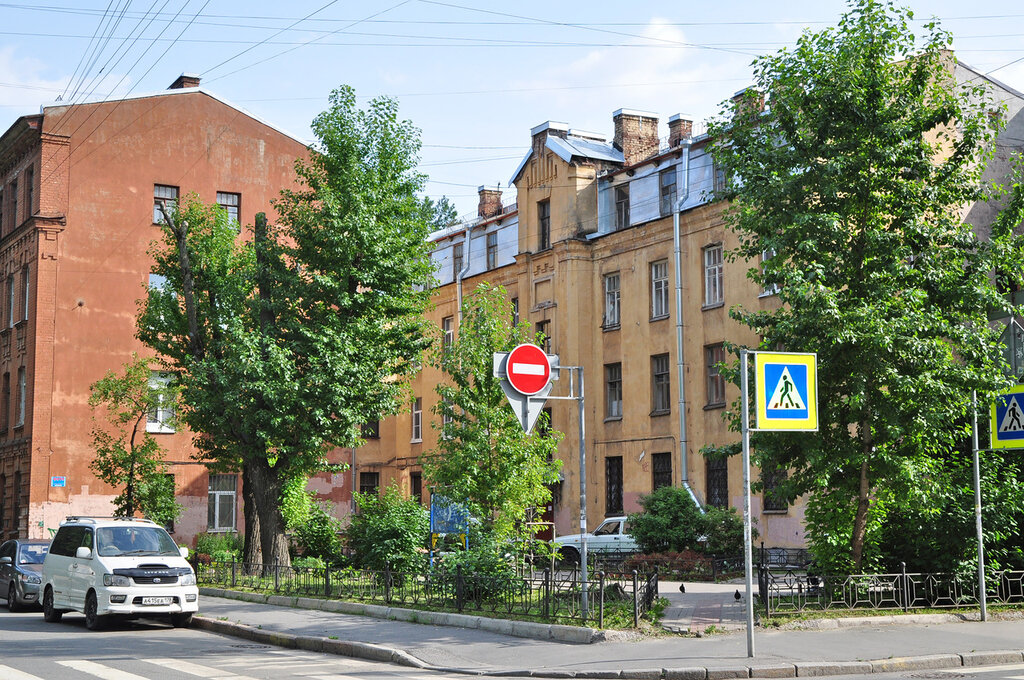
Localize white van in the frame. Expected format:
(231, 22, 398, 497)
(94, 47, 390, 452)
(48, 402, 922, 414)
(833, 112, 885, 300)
(41, 517, 198, 630)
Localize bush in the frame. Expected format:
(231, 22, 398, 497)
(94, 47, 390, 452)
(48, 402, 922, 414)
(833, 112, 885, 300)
(195, 532, 242, 560)
(434, 532, 516, 579)
(346, 484, 429, 572)
(292, 555, 326, 571)
(294, 502, 344, 563)
(628, 486, 755, 557)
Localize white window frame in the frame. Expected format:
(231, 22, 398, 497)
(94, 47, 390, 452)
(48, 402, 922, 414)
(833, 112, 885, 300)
(442, 316, 454, 349)
(703, 244, 724, 307)
(207, 474, 237, 532)
(146, 372, 175, 434)
(650, 260, 669, 319)
(760, 249, 779, 297)
(605, 363, 623, 419)
(603, 273, 621, 328)
(20, 266, 29, 322)
(153, 184, 179, 224)
(216, 191, 240, 228)
(411, 397, 423, 442)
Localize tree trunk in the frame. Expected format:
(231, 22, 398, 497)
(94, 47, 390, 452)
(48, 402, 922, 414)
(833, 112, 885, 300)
(241, 464, 262, 566)
(248, 456, 290, 571)
(849, 449, 872, 572)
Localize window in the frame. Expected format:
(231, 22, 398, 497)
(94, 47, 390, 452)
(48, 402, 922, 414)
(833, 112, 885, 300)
(713, 161, 727, 197)
(20, 267, 29, 322)
(24, 166, 33, 218)
(652, 452, 672, 490)
(361, 421, 380, 439)
(538, 200, 551, 250)
(442, 316, 454, 349)
(703, 244, 724, 307)
(153, 185, 179, 224)
(706, 457, 728, 509)
(9, 179, 17, 227)
(146, 372, 175, 433)
(411, 471, 423, 504)
(605, 362, 622, 419)
(441, 397, 454, 427)
(411, 397, 422, 442)
(762, 467, 789, 512)
(1, 372, 8, 432)
(511, 297, 519, 326)
(359, 471, 380, 496)
(614, 185, 630, 230)
(536, 319, 551, 353)
(0, 189, 4, 233)
(705, 344, 726, 407)
(760, 249, 779, 296)
(207, 474, 237, 531)
(216, 191, 240, 228)
(15, 367, 25, 428)
(660, 168, 676, 216)
(6, 274, 14, 328)
(650, 260, 669, 319)
(452, 242, 464, 280)
(651, 353, 671, 414)
(605, 456, 623, 515)
(486, 231, 498, 270)
(603, 273, 620, 328)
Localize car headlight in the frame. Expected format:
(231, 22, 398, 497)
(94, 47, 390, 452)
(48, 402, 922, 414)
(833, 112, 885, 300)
(19, 573, 41, 585)
(103, 574, 131, 587)
(179, 572, 196, 586)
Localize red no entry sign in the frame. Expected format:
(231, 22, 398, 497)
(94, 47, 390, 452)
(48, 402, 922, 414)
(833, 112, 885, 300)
(506, 343, 551, 396)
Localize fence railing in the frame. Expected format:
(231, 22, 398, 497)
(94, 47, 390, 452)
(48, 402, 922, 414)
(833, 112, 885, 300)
(195, 559, 659, 627)
(758, 564, 1024, 617)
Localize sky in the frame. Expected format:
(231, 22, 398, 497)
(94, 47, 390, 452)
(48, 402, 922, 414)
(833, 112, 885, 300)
(2, 0, 1023, 220)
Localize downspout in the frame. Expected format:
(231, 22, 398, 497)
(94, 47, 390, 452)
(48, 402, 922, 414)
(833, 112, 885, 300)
(673, 140, 703, 511)
(456, 226, 474, 323)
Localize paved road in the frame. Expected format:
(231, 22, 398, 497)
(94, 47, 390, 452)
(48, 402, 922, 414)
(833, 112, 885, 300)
(0, 609, 461, 680)
(818, 662, 1024, 680)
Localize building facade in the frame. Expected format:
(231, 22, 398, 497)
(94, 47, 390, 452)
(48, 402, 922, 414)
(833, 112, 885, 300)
(0, 75, 307, 543)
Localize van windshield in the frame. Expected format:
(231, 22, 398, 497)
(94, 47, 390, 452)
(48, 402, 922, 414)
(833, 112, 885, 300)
(96, 527, 179, 557)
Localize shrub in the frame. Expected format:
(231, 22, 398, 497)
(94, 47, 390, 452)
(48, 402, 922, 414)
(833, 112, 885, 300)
(292, 555, 327, 571)
(628, 486, 755, 557)
(294, 502, 344, 563)
(195, 531, 242, 560)
(346, 484, 429, 572)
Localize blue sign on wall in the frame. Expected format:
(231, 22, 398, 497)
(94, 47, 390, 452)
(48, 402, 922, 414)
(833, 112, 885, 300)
(50, 476, 66, 488)
(430, 495, 469, 534)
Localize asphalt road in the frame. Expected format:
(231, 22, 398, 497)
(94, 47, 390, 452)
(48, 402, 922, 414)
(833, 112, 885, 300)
(825, 664, 1024, 680)
(0, 609, 459, 680)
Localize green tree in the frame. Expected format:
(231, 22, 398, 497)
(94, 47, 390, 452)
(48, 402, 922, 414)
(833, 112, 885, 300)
(88, 354, 182, 527)
(709, 0, 1024, 571)
(421, 284, 563, 542)
(138, 86, 435, 567)
(346, 484, 429, 572)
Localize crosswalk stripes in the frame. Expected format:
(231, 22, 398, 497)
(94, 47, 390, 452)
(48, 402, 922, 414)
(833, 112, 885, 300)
(143, 657, 258, 679)
(0, 665, 48, 680)
(58, 660, 150, 680)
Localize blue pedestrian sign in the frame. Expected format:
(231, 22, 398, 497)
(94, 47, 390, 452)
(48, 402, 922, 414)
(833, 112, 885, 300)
(990, 385, 1024, 450)
(755, 352, 818, 431)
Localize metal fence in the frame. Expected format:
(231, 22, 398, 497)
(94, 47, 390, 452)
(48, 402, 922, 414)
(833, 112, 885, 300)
(758, 564, 1024, 617)
(195, 559, 659, 627)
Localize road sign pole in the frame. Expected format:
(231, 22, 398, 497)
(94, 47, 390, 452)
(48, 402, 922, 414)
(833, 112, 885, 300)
(972, 391, 987, 621)
(577, 366, 588, 619)
(740, 349, 755, 658)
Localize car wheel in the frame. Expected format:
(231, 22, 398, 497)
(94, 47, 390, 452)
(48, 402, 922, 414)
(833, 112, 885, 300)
(170, 612, 193, 628)
(42, 587, 62, 623)
(84, 591, 106, 631)
(7, 583, 19, 613)
(559, 546, 580, 565)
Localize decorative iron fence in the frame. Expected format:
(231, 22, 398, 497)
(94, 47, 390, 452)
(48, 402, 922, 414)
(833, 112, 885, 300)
(758, 564, 1024, 617)
(195, 559, 659, 627)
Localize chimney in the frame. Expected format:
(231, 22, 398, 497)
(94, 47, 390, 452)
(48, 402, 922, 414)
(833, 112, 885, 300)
(169, 73, 201, 90)
(668, 114, 693, 147)
(612, 109, 660, 166)
(530, 121, 569, 159)
(477, 186, 503, 219)
(731, 87, 765, 117)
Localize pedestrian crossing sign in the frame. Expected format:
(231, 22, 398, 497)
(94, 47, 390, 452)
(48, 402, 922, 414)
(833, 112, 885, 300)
(755, 352, 817, 431)
(990, 384, 1024, 450)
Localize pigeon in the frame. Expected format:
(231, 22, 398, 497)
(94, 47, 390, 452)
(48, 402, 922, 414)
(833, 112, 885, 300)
(678, 583, 685, 593)
(734, 589, 742, 600)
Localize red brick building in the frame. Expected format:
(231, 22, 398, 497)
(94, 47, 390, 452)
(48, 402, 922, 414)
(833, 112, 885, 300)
(0, 75, 307, 543)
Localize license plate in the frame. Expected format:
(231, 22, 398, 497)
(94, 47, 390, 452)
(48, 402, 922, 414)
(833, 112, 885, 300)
(141, 597, 173, 606)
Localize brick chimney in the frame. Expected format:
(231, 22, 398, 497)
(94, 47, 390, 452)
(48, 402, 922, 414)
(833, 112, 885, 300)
(668, 114, 693, 147)
(477, 186, 503, 218)
(169, 73, 201, 89)
(612, 109, 659, 166)
(731, 87, 765, 117)
(530, 121, 569, 159)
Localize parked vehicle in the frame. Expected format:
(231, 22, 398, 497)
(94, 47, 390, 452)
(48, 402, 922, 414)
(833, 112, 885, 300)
(41, 516, 198, 630)
(1, 539, 50, 612)
(552, 516, 639, 563)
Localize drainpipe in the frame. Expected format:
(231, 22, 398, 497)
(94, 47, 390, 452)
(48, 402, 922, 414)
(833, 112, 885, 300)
(673, 140, 703, 511)
(456, 226, 474, 322)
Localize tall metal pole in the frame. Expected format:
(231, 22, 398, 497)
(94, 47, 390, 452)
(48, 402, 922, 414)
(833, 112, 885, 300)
(578, 367, 588, 618)
(740, 350, 755, 657)
(972, 391, 987, 621)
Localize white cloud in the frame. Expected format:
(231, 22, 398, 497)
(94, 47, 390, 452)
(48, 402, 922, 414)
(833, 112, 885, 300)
(0, 47, 69, 114)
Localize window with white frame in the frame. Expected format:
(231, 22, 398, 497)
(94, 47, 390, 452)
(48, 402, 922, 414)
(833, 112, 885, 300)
(605, 362, 622, 419)
(660, 168, 676, 216)
(207, 474, 237, 531)
(703, 244, 724, 307)
(15, 366, 25, 428)
(216, 191, 240, 228)
(442, 316, 454, 349)
(760, 249, 779, 296)
(20, 266, 29, 322)
(603, 273, 620, 328)
(650, 260, 669, 319)
(614, 185, 630, 230)
(411, 397, 423, 442)
(146, 372, 175, 433)
(153, 185, 179, 224)
(705, 344, 726, 407)
(486, 231, 498, 270)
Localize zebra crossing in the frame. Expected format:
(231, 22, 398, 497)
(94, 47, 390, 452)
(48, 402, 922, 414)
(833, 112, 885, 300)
(0, 649, 450, 680)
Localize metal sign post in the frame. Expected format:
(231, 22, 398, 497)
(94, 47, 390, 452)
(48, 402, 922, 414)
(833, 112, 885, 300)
(740, 350, 755, 658)
(972, 391, 988, 621)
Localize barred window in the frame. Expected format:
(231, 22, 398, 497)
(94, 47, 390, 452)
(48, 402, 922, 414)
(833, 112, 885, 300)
(652, 452, 672, 490)
(706, 457, 728, 509)
(762, 467, 789, 512)
(605, 456, 623, 515)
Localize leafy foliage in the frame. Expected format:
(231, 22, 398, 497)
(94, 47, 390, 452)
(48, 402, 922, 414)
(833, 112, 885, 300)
(194, 531, 242, 560)
(88, 354, 182, 526)
(628, 485, 752, 556)
(709, 0, 1024, 569)
(421, 284, 563, 542)
(346, 484, 429, 572)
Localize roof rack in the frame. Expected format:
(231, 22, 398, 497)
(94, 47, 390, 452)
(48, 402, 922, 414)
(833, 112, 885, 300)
(62, 516, 158, 525)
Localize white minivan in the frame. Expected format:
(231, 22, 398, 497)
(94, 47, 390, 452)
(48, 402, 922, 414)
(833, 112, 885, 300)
(41, 516, 198, 630)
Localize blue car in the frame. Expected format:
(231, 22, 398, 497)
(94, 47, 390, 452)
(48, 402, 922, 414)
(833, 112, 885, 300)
(1, 539, 50, 611)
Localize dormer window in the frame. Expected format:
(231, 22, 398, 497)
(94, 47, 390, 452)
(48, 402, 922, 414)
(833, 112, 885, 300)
(614, 185, 629, 230)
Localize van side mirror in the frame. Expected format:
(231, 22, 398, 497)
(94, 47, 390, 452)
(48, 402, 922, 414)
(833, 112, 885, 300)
(75, 546, 92, 559)
(179, 546, 189, 559)
(0, 556, 10, 565)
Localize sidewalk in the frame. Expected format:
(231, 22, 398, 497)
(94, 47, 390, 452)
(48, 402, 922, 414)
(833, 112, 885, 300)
(194, 587, 1024, 678)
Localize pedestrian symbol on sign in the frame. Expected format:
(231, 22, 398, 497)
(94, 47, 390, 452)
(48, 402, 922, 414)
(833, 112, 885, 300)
(990, 385, 1024, 449)
(768, 368, 805, 410)
(999, 396, 1024, 433)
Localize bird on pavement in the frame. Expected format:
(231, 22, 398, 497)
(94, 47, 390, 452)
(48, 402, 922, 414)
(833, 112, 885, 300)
(734, 589, 742, 600)
(678, 583, 685, 593)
